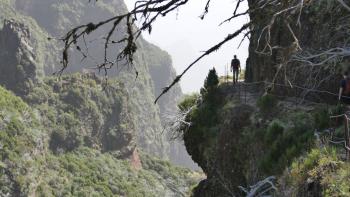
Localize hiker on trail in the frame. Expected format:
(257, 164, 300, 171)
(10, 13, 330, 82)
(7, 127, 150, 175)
(338, 71, 350, 105)
(231, 55, 241, 84)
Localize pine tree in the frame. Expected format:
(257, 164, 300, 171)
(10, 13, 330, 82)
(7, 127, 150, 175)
(204, 68, 219, 90)
(200, 68, 219, 102)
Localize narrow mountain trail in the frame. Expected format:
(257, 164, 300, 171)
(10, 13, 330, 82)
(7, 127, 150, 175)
(222, 81, 321, 111)
(220, 82, 262, 106)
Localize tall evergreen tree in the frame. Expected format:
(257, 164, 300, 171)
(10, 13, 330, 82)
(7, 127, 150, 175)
(204, 68, 219, 90)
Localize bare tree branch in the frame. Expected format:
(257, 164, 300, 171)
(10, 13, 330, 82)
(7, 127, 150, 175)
(154, 22, 251, 103)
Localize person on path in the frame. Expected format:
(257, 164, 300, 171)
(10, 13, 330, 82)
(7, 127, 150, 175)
(231, 55, 241, 84)
(339, 71, 350, 106)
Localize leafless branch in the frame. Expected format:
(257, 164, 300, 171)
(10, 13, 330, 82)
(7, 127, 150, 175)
(200, 0, 212, 19)
(238, 176, 277, 197)
(162, 104, 197, 140)
(154, 22, 251, 103)
(60, 0, 189, 77)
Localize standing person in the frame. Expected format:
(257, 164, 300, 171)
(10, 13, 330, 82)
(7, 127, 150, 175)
(339, 71, 350, 106)
(231, 55, 241, 84)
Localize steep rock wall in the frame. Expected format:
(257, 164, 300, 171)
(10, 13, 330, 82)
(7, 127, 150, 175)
(142, 42, 198, 168)
(245, 0, 350, 100)
(0, 0, 189, 162)
(0, 20, 38, 95)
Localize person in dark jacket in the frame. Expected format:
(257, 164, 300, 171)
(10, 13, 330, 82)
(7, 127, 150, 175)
(231, 55, 241, 83)
(339, 71, 350, 105)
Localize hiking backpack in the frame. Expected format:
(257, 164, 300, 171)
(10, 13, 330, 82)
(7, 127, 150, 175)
(231, 59, 240, 70)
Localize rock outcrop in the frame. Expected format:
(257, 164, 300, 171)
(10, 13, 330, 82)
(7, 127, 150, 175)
(0, 20, 39, 95)
(184, 91, 256, 196)
(182, 79, 348, 196)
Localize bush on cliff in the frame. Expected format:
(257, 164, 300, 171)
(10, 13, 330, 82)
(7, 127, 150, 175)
(181, 69, 223, 167)
(280, 148, 350, 197)
(257, 93, 278, 114)
(260, 112, 315, 174)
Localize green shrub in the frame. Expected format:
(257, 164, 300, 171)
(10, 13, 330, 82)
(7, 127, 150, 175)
(257, 94, 278, 114)
(260, 112, 315, 174)
(49, 112, 84, 152)
(178, 93, 199, 112)
(264, 120, 285, 143)
(334, 126, 345, 138)
(286, 147, 350, 197)
(204, 68, 219, 90)
(200, 68, 220, 102)
(50, 129, 66, 151)
(313, 107, 330, 130)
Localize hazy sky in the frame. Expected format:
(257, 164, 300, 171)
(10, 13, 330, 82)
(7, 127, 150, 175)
(125, 0, 250, 93)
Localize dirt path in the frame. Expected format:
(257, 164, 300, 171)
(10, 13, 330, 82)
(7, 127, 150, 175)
(221, 82, 319, 112)
(220, 82, 263, 106)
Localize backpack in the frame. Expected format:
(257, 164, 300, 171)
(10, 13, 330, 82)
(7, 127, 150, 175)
(344, 79, 350, 95)
(231, 59, 240, 70)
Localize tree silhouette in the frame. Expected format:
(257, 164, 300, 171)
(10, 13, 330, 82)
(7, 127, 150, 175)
(204, 68, 219, 90)
(201, 68, 220, 103)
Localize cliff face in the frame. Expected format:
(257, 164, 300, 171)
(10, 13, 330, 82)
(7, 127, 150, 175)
(142, 41, 197, 168)
(0, 0, 190, 163)
(0, 1, 201, 195)
(0, 20, 38, 95)
(245, 0, 349, 97)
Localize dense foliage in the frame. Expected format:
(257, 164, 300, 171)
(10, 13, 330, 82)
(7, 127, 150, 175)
(24, 74, 134, 154)
(280, 148, 350, 196)
(258, 112, 315, 174)
(0, 0, 186, 160)
(183, 70, 223, 169)
(0, 79, 198, 196)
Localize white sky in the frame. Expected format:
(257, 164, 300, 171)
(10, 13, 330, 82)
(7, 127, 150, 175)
(125, 0, 250, 93)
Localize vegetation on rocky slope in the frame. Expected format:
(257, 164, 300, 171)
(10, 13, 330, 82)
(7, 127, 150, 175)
(0, 0, 201, 195)
(0, 0, 192, 164)
(179, 70, 349, 197)
(279, 148, 350, 197)
(0, 80, 199, 196)
(24, 74, 135, 155)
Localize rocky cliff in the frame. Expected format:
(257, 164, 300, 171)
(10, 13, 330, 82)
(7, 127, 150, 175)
(181, 72, 349, 196)
(245, 0, 350, 99)
(0, 20, 38, 95)
(0, 0, 193, 166)
(0, 1, 203, 193)
(182, 1, 350, 195)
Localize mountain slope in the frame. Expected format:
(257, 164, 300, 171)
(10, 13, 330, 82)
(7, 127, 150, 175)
(0, 0, 194, 166)
(0, 78, 200, 196)
(0, 0, 201, 195)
